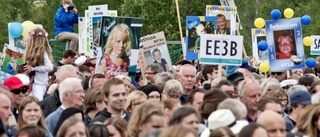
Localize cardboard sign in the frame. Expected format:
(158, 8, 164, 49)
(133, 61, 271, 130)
(220, 0, 242, 30)
(310, 35, 320, 55)
(199, 34, 243, 65)
(251, 29, 268, 68)
(206, 5, 237, 35)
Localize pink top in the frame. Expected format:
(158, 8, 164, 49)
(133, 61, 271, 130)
(104, 55, 129, 79)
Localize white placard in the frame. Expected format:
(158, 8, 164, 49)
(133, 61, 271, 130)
(310, 35, 320, 55)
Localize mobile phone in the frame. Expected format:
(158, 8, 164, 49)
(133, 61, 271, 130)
(67, 3, 74, 10)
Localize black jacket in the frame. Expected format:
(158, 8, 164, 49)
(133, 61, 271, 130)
(41, 89, 61, 117)
(89, 108, 130, 125)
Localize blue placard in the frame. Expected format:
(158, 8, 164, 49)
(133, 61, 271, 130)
(265, 18, 305, 71)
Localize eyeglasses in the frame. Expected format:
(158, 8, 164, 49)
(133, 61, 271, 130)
(271, 72, 284, 75)
(148, 95, 161, 99)
(11, 86, 28, 95)
(168, 94, 181, 99)
(279, 42, 292, 47)
(144, 72, 156, 75)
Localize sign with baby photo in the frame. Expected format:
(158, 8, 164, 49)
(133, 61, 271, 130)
(206, 5, 237, 35)
(96, 16, 143, 79)
(310, 35, 320, 55)
(140, 31, 173, 73)
(265, 18, 305, 71)
(186, 16, 216, 60)
(251, 29, 268, 68)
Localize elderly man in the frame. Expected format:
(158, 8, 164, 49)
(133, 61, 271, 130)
(178, 64, 197, 105)
(45, 77, 84, 133)
(0, 88, 17, 137)
(257, 110, 286, 137)
(239, 79, 262, 122)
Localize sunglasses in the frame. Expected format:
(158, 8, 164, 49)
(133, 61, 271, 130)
(11, 86, 28, 95)
(271, 72, 284, 75)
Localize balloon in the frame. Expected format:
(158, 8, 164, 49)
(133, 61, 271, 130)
(254, 18, 265, 28)
(301, 15, 312, 25)
(259, 62, 270, 73)
(258, 41, 268, 51)
(21, 21, 35, 37)
(284, 8, 294, 18)
(303, 36, 313, 46)
(270, 9, 281, 20)
(305, 58, 316, 68)
(9, 22, 23, 38)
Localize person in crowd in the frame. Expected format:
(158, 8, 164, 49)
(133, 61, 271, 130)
(88, 73, 107, 88)
(16, 124, 46, 137)
(217, 98, 247, 120)
(162, 99, 180, 121)
(134, 72, 145, 88)
(174, 60, 192, 79)
(115, 75, 134, 93)
(168, 106, 201, 134)
(291, 69, 303, 76)
(54, 0, 79, 51)
(128, 101, 166, 137)
(154, 72, 174, 91)
(0, 87, 17, 137)
(187, 88, 206, 110)
(139, 84, 162, 102)
(214, 79, 238, 98)
(162, 79, 183, 100)
(226, 72, 245, 91)
(152, 48, 169, 72)
(299, 73, 318, 91)
(287, 85, 308, 97)
(3, 76, 28, 125)
(41, 65, 78, 117)
(125, 90, 147, 114)
(83, 87, 106, 126)
(291, 103, 319, 136)
(90, 78, 130, 124)
(178, 64, 197, 105)
(97, 24, 132, 79)
(201, 65, 218, 87)
(276, 33, 295, 59)
(238, 80, 261, 122)
(54, 50, 78, 67)
(260, 78, 280, 96)
(263, 88, 289, 116)
(23, 27, 53, 101)
(104, 117, 128, 137)
(45, 77, 84, 133)
(257, 97, 282, 114)
(53, 108, 84, 136)
(306, 105, 320, 137)
(210, 127, 235, 137)
(144, 64, 164, 84)
(158, 125, 198, 137)
(284, 91, 311, 131)
(18, 96, 52, 137)
(310, 80, 320, 94)
(89, 122, 109, 137)
(238, 123, 268, 137)
(6, 56, 19, 75)
(83, 61, 95, 75)
(56, 118, 89, 137)
(269, 71, 286, 82)
(257, 110, 286, 137)
(199, 88, 229, 124)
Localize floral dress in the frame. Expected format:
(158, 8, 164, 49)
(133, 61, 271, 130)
(104, 55, 129, 79)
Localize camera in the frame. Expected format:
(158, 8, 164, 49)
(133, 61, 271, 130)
(67, 3, 74, 10)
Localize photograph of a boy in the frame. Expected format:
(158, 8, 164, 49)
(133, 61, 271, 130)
(152, 48, 169, 72)
(215, 14, 230, 35)
(274, 31, 296, 60)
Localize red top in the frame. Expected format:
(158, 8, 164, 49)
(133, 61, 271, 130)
(104, 55, 129, 79)
(276, 52, 292, 60)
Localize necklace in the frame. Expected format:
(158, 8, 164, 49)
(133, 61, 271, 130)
(111, 52, 120, 57)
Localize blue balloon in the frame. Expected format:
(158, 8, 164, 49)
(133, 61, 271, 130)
(9, 22, 23, 38)
(301, 15, 312, 25)
(305, 58, 316, 68)
(258, 41, 268, 51)
(271, 9, 281, 20)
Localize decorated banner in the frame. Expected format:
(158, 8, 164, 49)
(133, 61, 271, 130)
(220, 0, 242, 30)
(140, 31, 173, 73)
(96, 16, 143, 79)
(206, 5, 237, 35)
(265, 18, 305, 71)
(251, 29, 268, 68)
(186, 16, 215, 60)
(310, 35, 320, 55)
(199, 34, 243, 65)
(0, 44, 24, 74)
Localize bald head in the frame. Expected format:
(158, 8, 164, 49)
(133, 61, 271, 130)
(257, 110, 286, 137)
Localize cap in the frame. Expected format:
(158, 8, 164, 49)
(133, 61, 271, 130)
(15, 74, 30, 85)
(227, 72, 244, 86)
(240, 58, 255, 71)
(280, 79, 297, 88)
(4, 76, 25, 90)
(290, 90, 311, 106)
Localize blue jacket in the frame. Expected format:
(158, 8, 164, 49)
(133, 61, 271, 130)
(54, 6, 79, 37)
(45, 106, 64, 133)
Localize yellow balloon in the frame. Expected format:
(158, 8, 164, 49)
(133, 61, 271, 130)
(284, 8, 294, 18)
(22, 21, 35, 37)
(254, 18, 265, 28)
(303, 36, 313, 46)
(259, 62, 270, 73)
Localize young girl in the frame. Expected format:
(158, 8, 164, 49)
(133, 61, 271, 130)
(23, 27, 53, 101)
(152, 48, 169, 72)
(97, 23, 131, 79)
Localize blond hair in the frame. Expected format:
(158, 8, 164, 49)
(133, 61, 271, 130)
(105, 24, 132, 57)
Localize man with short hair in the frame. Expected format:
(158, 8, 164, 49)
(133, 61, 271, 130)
(178, 64, 197, 105)
(90, 78, 130, 124)
(45, 77, 84, 133)
(239, 80, 262, 122)
(215, 79, 238, 98)
(257, 110, 287, 137)
(187, 88, 206, 110)
(284, 90, 311, 131)
(270, 71, 286, 82)
(201, 65, 218, 84)
(41, 65, 78, 117)
(174, 60, 192, 79)
(0, 88, 17, 137)
(89, 73, 107, 88)
(144, 63, 163, 84)
(54, 49, 78, 67)
(257, 97, 282, 114)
